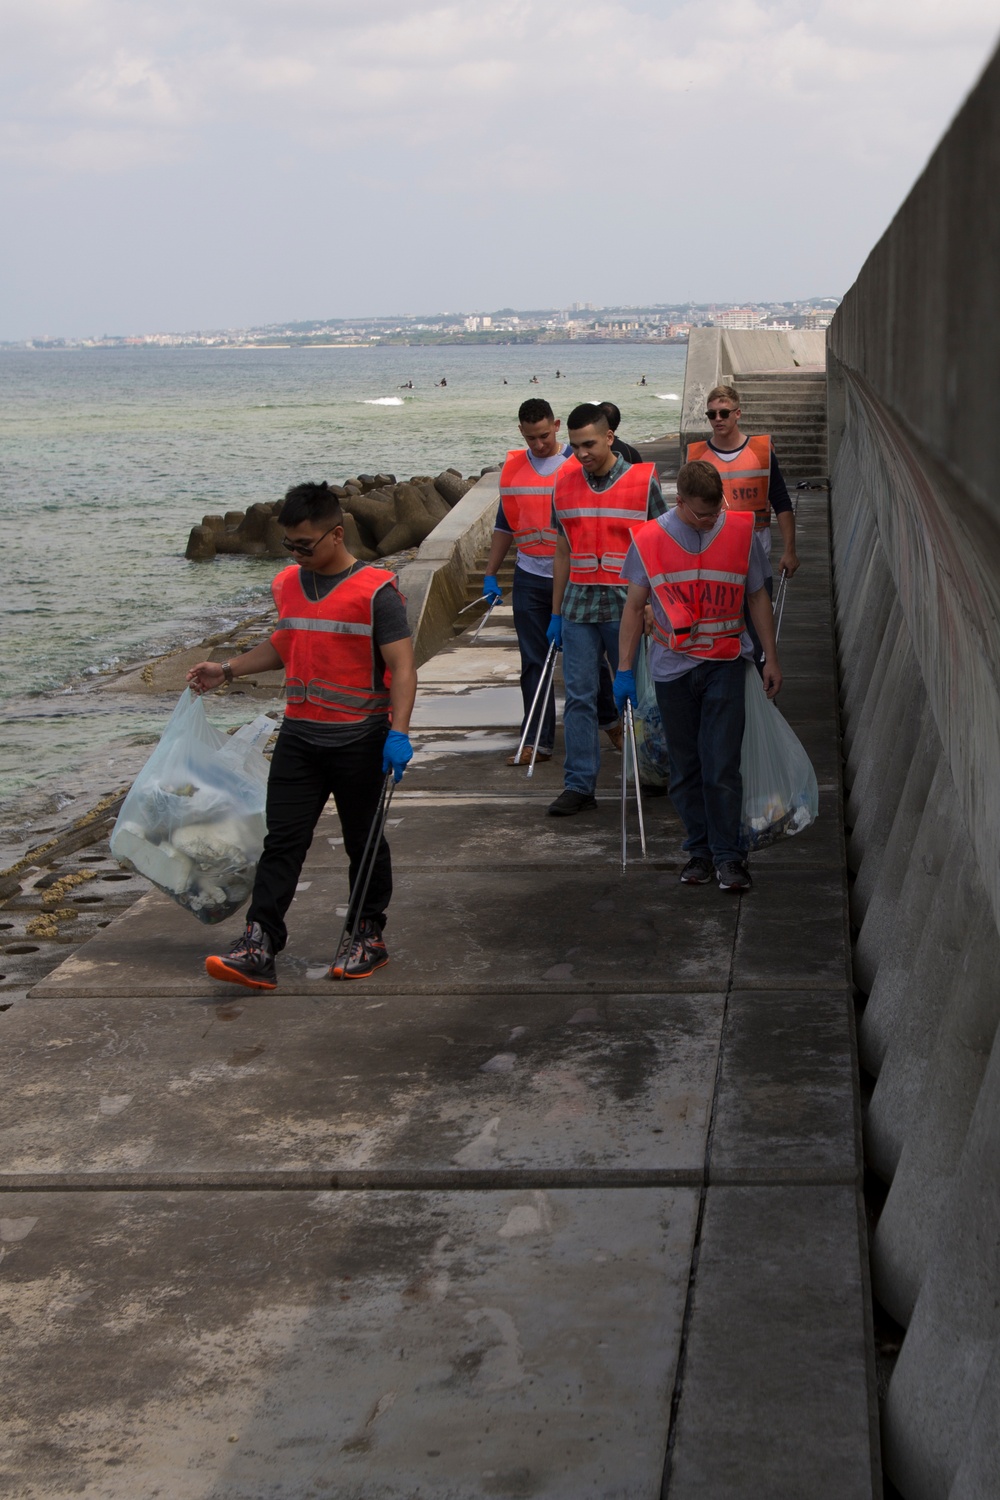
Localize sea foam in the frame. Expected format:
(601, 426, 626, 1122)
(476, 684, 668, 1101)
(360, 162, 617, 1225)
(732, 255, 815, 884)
(362, 396, 405, 406)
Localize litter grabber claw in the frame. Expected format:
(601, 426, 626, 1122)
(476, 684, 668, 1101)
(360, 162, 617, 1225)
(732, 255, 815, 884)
(328, 772, 394, 981)
(620, 700, 647, 871)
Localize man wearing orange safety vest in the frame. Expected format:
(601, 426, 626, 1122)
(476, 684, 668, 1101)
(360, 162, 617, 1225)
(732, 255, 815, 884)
(187, 482, 417, 986)
(615, 459, 781, 892)
(483, 399, 620, 765)
(687, 382, 799, 579)
(546, 402, 666, 816)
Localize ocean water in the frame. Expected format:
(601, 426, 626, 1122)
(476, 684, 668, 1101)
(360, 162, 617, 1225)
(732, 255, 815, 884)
(0, 341, 685, 814)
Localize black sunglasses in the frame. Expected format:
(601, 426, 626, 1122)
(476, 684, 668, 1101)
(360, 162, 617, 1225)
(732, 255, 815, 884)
(705, 408, 734, 420)
(282, 523, 340, 556)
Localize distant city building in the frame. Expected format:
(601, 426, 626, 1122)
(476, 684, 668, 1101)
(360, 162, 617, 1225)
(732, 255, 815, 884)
(713, 308, 761, 330)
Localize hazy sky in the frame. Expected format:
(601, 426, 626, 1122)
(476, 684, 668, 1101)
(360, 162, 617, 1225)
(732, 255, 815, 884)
(2, 0, 997, 339)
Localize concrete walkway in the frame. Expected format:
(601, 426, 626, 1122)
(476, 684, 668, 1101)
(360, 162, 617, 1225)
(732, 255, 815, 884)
(0, 493, 877, 1498)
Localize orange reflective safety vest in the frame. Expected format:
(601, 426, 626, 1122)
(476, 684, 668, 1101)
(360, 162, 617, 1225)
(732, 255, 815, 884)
(687, 435, 773, 527)
(498, 448, 561, 558)
(630, 510, 755, 661)
(270, 563, 400, 724)
(554, 459, 657, 585)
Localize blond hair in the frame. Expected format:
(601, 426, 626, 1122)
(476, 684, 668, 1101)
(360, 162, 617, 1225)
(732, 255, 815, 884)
(706, 384, 740, 407)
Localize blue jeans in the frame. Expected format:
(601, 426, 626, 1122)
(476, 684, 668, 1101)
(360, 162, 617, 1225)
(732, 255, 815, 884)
(654, 659, 747, 866)
(562, 617, 621, 794)
(512, 569, 617, 755)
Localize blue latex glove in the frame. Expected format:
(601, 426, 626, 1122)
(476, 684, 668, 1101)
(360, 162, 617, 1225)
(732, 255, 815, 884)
(483, 574, 503, 605)
(382, 729, 413, 783)
(613, 669, 637, 714)
(545, 613, 563, 650)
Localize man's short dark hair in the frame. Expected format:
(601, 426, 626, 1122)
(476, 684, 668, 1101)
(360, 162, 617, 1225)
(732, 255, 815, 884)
(599, 401, 621, 431)
(278, 481, 344, 529)
(566, 402, 610, 432)
(518, 398, 555, 424)
(677, 460, 724, 505)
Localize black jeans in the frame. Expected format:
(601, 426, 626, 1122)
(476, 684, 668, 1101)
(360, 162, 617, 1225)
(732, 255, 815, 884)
(247, 723, 391, 951)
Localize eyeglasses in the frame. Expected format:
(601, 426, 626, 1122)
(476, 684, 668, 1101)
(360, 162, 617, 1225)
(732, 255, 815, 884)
(281, 524, 340, 556)
(678, 497, 722, 521)
(705, 408, 734, 421)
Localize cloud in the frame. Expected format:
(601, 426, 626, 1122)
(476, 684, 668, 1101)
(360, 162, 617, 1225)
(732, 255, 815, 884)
(2, 0, 995, 175)
(0, 0, 997, 332)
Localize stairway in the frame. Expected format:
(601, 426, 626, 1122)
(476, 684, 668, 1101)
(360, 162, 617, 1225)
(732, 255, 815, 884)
(731, 370, 828, 482)
(453, 550, 517, 634)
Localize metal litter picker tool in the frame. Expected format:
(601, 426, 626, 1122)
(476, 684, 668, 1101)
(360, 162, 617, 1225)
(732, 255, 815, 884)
(773, 568, 790, 643)
(458, 592, 491, 615)
(470, 596, 500, 644)
(512, 640, 558, 774)
(329, 772, 395, 980)
(620, 700, 647, 871)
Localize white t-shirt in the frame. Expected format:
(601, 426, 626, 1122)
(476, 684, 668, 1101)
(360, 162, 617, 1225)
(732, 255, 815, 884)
(497, 444, 572, 579)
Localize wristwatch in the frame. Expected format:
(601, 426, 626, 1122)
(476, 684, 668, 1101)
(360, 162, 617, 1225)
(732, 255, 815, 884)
(221, 661, 234, 684)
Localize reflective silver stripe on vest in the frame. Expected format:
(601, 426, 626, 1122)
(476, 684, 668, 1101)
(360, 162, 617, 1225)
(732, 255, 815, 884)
(689, 616, 744, 635)
(570, 553, 599, 570)
(501, 485, 554, 496)
(558, 505, 647, 521)
(284, 678, 390, 712)
(514, 528, 558, 546)
(601, 552, 626, 572)
(648, 568, 748, 587)
(722, 466, 769, 480)
(274, 616, 372, 637)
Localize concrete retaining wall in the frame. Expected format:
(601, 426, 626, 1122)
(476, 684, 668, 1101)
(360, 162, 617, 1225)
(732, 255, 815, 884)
(396, 472, 500, 667)
(680, 327, 826, 450)
(828, 41, 1000, 1500)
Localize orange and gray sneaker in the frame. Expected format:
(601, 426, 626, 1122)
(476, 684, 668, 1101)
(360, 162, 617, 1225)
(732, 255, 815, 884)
(206, 921, 278, 990)
(328, 917, 389, 980)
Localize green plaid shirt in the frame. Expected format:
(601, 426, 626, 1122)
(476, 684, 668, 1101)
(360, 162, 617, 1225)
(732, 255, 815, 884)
(553, 455, 667, 623)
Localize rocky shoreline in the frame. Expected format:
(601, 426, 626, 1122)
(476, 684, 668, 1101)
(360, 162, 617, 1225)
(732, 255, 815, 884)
(185, 467, 487, 561)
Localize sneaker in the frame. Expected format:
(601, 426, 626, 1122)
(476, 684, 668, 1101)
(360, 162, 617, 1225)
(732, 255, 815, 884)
(328, 917, 389, 980)
(604, 723, 624, 752)
(716, 860, 752, 893)
(205, 921, 277, 990)
(547, 789, 598, 817)
(680, 856, 714, 885)
(506, 746, 552, 766)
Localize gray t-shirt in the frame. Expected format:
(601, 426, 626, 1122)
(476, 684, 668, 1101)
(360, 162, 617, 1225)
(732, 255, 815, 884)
(281, 561, 410, 747)
(620, 509, 769, 682)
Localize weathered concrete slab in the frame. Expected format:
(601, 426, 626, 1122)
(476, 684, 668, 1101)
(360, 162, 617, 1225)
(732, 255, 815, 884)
(710, 990, 859, 1184)
(0, 990, 723, 1185)
(31, 868, 741, 999)
(667, 1185, 874, 1499)
(0, 1186, 696, 1500)
(731, 870, 849, 990)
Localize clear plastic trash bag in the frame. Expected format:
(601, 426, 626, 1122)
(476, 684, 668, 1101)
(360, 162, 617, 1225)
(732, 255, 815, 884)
(740, 662, 818, 850)
(632, 635, 671, 787)
(110, 689, 275, 923)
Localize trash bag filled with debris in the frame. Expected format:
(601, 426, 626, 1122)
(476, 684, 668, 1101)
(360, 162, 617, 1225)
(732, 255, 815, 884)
(110, 689, 275, 923)
(740, 662, 818, 850)
(632, 636, 670, 788)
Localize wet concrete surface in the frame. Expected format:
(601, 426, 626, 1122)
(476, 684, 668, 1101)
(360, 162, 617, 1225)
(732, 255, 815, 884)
(3, 494, 876, 1497)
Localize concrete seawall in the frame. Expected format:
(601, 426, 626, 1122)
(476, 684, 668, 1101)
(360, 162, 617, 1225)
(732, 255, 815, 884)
(829, 40, 1000, 1500)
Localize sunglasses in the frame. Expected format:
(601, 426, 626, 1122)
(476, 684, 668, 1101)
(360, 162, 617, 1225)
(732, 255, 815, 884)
(281, 523, 340, 556)
(705, 408, 734, 420)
